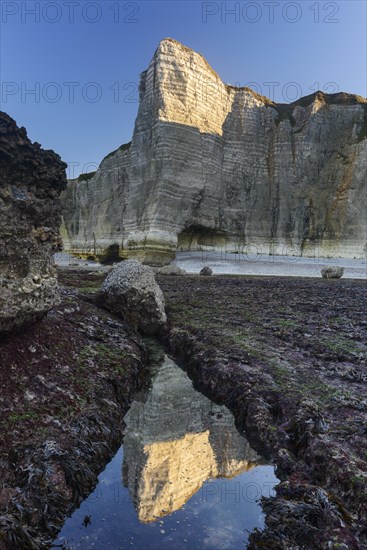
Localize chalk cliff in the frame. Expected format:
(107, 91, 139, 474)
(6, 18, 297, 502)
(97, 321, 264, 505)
(61, 38, 367, 264)
(0, 112, 67, 332)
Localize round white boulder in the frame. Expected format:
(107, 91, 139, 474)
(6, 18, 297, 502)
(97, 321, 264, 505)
(99, 260, 167, 334)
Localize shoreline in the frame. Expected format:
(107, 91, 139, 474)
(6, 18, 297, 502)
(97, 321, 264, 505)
(55, 251, 367, 279)
(173, 251, 367, 279)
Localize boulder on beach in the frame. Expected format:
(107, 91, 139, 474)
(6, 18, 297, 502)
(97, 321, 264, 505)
(200, 266, 213, 276)
(321, 266, 344, 279)
(99, 260, 166, 334)
(157, 265, 186, 276)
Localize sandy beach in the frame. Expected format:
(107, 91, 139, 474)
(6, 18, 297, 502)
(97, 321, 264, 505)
(55, 252, 367, 279)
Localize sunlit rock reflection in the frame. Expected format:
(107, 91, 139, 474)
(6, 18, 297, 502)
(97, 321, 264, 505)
(122, 356, 259, 522)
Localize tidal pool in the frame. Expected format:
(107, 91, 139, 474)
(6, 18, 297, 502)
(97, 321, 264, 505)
(52, 354, 278, 549)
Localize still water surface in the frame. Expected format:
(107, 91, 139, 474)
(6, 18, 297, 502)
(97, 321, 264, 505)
(53, 353, 278, 549)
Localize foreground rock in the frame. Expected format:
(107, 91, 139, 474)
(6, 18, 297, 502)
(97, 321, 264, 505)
(0, 112, 67, 333)
(0, 271, 146, 548)
(321, 266, 344, 278)
(200, 266, 213, 276)
(62, 38, 367, 264)
(159, 275, 367, 549)
(99, 260, 166, 334)
(156, 264, 186, 276)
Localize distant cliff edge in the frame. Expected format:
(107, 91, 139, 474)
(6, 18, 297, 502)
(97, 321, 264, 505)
(61, 38, 367, 264)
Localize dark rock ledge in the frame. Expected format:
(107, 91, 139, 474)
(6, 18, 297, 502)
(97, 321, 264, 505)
(159, 275, 367, 550)
(0, 270, 146, 549)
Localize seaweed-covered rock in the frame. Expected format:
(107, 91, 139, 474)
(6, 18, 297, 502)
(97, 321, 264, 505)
(321, 266, 344, 278)
(0, 282, 147, 547)
(0, 112, 67, 333)
(99, 260, 166, 334)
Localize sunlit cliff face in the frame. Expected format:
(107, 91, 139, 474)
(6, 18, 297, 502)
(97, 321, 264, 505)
(122, 356, 259, 522)
(62, 39, 367, 264)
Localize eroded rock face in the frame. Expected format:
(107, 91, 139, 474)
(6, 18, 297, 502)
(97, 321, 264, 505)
(99, 260, 166, 334)
(61, 38, 367, 264)
(0, 112, 67, 333)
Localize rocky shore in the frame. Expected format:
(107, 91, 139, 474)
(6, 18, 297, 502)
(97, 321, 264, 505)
(0, 113, 166, 548)
(1, 267, 366, 549)
(159, 274, 367, 549)
(0, 269, 146, 549)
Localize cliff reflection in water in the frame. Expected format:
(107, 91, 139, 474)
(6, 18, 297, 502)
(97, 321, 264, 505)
(122, 355, 260, 523)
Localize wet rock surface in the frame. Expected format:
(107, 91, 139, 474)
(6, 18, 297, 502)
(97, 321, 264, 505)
(159, 274, 367, 549)
(0, 269, 146, 548)
(0, 112, 67, 333)
(99, 260, 167, 335)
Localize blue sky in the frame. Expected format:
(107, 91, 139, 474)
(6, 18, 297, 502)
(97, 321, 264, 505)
(1, 0, 366, 177)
